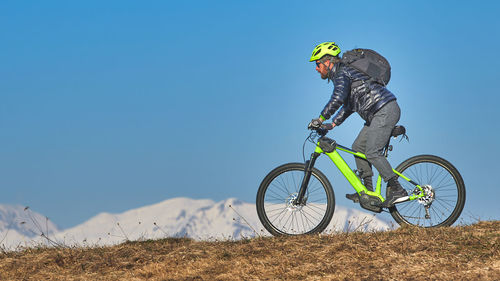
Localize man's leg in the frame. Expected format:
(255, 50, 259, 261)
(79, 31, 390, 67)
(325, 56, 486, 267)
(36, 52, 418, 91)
(364, 101, 400, 181)
(352, 125, 374, 179)
(346, 126, 374, 202)
(364, 101, 408, 206)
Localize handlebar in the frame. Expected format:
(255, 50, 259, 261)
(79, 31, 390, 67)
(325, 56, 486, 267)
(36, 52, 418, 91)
(303, 127, 329, 161)
(312, 127, 329, 137)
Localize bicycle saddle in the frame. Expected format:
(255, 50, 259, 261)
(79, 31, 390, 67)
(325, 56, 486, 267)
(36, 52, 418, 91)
(391, 125, 406, 138)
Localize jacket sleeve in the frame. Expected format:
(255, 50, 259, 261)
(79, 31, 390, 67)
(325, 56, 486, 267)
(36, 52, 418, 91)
(320, 70, 351, 120)
(332, 106, 353, 126)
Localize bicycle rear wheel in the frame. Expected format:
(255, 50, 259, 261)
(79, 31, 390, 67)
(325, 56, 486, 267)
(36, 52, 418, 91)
(389, 155, 466, 227)
(256, 163, 335, 236)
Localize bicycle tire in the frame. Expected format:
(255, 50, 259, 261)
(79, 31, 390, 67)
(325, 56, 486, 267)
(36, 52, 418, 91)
(256, 163, 335, 236)
(388, 155, 466, 227)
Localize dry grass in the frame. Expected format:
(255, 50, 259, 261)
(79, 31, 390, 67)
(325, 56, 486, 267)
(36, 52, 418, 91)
(0, 221, 498, 280)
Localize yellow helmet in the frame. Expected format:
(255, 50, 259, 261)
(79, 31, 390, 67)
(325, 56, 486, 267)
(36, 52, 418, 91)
(309, 42, 341, 62)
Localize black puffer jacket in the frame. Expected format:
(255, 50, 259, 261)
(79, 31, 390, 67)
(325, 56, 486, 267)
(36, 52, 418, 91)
(320, 62, 396, 126)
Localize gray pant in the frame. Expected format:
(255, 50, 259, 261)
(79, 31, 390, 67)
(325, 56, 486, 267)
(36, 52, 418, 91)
(352, 101, 400, 182)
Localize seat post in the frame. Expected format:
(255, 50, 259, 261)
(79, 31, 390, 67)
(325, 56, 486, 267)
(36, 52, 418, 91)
(383, 139, 391, 157)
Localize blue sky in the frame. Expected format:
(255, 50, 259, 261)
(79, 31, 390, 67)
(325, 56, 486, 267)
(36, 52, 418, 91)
(1, 0, 499, 228)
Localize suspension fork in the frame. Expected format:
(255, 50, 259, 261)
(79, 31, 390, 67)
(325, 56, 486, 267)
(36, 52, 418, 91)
(295, 152, 321, 205)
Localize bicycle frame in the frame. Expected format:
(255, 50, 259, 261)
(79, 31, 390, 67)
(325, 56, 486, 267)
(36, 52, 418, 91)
(296, 137, 426, 206)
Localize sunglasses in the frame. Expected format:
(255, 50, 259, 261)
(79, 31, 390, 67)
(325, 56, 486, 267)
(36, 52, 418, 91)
(316, 60, 326, 68)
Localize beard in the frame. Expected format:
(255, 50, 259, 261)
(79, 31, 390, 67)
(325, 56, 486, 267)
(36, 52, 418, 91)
(321, 71, 329, 80)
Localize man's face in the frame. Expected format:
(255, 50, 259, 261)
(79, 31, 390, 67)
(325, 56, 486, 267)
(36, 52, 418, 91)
(315, 60, 332, 80)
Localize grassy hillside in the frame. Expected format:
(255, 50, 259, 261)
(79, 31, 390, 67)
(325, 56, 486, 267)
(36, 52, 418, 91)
(0, 221, 498, 280)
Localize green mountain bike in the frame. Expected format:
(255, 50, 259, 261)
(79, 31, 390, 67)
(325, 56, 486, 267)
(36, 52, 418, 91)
(256, 126, 466, 236)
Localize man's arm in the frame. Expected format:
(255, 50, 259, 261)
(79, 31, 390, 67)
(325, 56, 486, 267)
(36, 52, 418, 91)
(332, 106, 354, 126)
(319, 70, 351, 120)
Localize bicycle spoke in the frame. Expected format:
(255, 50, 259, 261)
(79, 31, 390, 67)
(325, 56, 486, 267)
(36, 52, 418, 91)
(265, 205, 288, 214)
(270, 212, 288, 226)
(435, 170, 449, 189)
(265, 191, 286, 202)
(302, 212, 313, 231)
(300, 209, 322, 231)
(306, 198, 327, 204)
(434, 198, 455, 213)
(291, 172, 299, 194)
(406, 203, 422, 221)
(270, 181, 291, 197)
(430, 205, 445, 223)
(427, 163, 439, 184)
(303, 204, 326, 217)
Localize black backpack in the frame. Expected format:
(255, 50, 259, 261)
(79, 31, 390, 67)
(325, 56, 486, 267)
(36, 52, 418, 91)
(341, 48, 391, 85)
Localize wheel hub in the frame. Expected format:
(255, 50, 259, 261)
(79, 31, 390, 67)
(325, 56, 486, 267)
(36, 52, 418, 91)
(286, 193, 304, 211)
(414, 185, 435, 205)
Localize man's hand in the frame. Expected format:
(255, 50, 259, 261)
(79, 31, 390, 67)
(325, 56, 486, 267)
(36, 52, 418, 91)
(308, 118, 323, 129)
(321, 123, 335, 130)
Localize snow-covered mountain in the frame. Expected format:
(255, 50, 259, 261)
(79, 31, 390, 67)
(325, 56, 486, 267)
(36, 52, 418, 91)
(0, 204, 60, 249)
(0, 198, 392, 250)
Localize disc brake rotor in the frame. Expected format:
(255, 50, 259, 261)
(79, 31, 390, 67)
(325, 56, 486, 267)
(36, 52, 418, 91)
(286, 193, 304, 211)
(414, 184, 435, 205)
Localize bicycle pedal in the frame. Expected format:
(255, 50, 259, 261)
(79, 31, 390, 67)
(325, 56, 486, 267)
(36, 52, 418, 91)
(345, 193, 360, 203)
(380, 195, 410, 208)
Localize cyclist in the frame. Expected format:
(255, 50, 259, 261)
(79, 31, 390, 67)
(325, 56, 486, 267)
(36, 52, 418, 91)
(307, 42, 408, 207)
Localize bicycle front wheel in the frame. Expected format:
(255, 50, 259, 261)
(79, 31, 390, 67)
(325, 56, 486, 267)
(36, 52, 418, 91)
(389, 155, 466, 227)
(256, 163, 335, 236)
